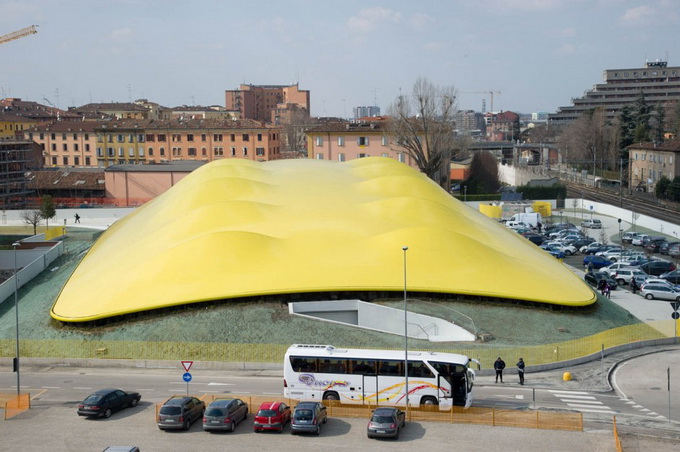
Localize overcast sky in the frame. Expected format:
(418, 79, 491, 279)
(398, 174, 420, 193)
(1, 0, 677, 117)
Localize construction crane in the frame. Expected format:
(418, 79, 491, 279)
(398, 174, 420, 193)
(461, 90, 501, 113)
(0, 25, 38, 46)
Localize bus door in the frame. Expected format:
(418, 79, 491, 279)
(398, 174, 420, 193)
(449, 365, 468, 407)
(362, 374, 378, 404)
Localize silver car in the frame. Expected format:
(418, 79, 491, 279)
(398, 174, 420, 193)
(640, 284, 680, 301)
(367, 407, 406, 440)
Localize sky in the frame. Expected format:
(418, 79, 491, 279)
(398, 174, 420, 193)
(1, 0, 678, 118)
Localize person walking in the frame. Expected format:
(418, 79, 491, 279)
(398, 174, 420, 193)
(74, 213, 80, 223)
(604, 283, 611, 298)
(516, 357, 525, 385)
(494, 357, 506, 383)
(630, 277, 638, 294)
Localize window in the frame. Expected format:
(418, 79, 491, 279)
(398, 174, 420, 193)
(378, 360, 403, 377)
(187, 134, 194, 142)
(128, 147, 135, 157)
(315, 136, 323, 146)
(338, 153, 345, 162)
(358, 137, 369, 146)
(358, 153, 367, 158)
(51, 133, 56, 140)
(338, 137, 344, 146)
(85, 144, 90, 152)
(146, 134, 155, 142)
(214, 147, 223, 156)
(243, 146, 248, 156)
(257, 133, 263, 141)
(63, 156, 69, 165)
(74, 157, 80, 166)
(188, 147, 196, 156)
(117, 134, 124, 142)
(51, 143, 56, 151)
(381, 152, 389, 158)
(256, 147, 265, 156)
(62, 144, 68, 151)
(85, 157, 91, 165)
(139, 146, 145, 157)
(214, 134, 223, 141)
(201, 147, 207, 156)
(128, 134, 134, 142)
(231, 147, 236, 156)
(230, 134, 235, 142)
(316, 153, 324, 159)
(39, 133, 44, 140)
(148, 147, 154, 156)
(319, 359, 346, 374)
(172, 134, 181, 142)
(243, 133, 249, 141)
(160, 147, 165, 156)
(137, 134, 144, 142)
(290, 357, 317, 372)
(73, 133, 78, 140)
(381, 136, 388, 146)
(201, 134, 207, 142)
(158, 134, 166, 142)
(51, 156, 57, 165)
(349, 359, 376, 375)
(118, 147, 124, 157)
(97, 147, 103, 157)
(398, 153, 405, 163)
(74, 143, 79, 151)
(62, 133, 67, 140)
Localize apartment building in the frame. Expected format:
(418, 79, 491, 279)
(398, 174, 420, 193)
(486, 111, 520, 142)
(550, 60, 680, 124)
(305, 119, 416, 168)
(628, 141, 680, 192)
(225, 83, 310, 123)
(25, 121, 99, 167)
(0, 137, 40, 209)
(0, 114, 36, 138)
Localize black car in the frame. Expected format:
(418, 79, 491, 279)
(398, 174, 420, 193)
(584, 272, 618, 290)
(157, 396, 206, 431)
(203, 397, 249, 432)
(639, 260, 677, 276)
(659, 241, 680, 255)
(367, 407, 406, 440)
(77, 389, 141, 418)
(524, 233, 546, 245)
(661, 270, 680, 284)
(568, 237, 596, 249)
(643, 238, 667, 253)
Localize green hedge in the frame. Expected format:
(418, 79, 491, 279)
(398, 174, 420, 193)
(516, 184, 567, 200)
(453, 194, 502, 202)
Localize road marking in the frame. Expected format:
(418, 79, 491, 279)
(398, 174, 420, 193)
(555, 395, 596, 400)
(631, 404, 643, 408)
(548, 390, 590, 395)
(135, 389, 155, 391)
(207, 382, 234, 386)
(73, 387, 92, 390)
(639, 408, 650, 412)
(514, 395, 524, 400)
(31, 389, 48, 400)
(566, 403, 608, 409)
(41, 386, 60, 389)
(262, 392, 282, 395)
(562, 399, 604, 405)
(574, 408, 618, 414)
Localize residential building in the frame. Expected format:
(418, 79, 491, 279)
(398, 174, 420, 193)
(1, 97, 79, 122)
(0, 114, 36, 138)
(73, 102, 153, 120)
(26, 168, 105, 206)
(486, 111, 520, 142)
(305, 119, 416, 168)
(170, 105, 239, 120)
(225, 83, 310, 123)
(550, 60, 680, 124)
(95, 120, 150, 167)
(628, 141, 680, 192)
(25, 121, 99, 167)
(455, 110, 486, 137)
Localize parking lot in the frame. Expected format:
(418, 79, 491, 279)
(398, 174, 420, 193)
(0, 404, 616, 451)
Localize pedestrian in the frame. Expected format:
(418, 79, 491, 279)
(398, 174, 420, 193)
(516, 357, 525, 385)
(74, 213, 80, 223)
(597, 278, 606, 294)
(630, 277, 638, 294)
(494, 357, 506, 383)
(587, 262, 594, 274)
(604, 283, 611, 299)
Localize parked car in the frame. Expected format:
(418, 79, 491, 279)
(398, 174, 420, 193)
(621, 232, 641, 244)
(601, 263, 633, 278)
(669, 243, 680, 258)
(640, 278, 679, 289)
(569, 237, 596, 250)
(203, 397, 248, 432)
(580, 242, 604, 254)
(640, 284, 680, 301)
(524, 233, 547, 246)
(660, 270, 680, 285)
(638, 260, 677, 276)
(600, 248, 626, 260)
(542, 246, 565, 259)
(254, 401, 291, 433)
(581, 219, 602, 229)
(584, 272, 618, 290)
(632, 234, 650, 246)
(541, 242, 577, 256)
(643, 238, 667, 253)
(290, 402, 327, 435)
(157, 396, 206, 431)
(77, 389, 141, 419)
(583, 255, 613, 269)
(611, 268, 648, 285)
(367, 407, 406, 440)
(659, 241, 680, 255)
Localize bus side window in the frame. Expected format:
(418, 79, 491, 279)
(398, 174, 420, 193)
(378, 360, 403, 377)
(291, 357, 317, 372)
(349, 359, 376, 375)
(408, 361, 434, 378)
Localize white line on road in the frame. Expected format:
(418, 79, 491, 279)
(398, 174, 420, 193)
(561, 399, 604, 405)
(566, 403, 611, 409)
(514, 395, 524, 400)
(574, 408, 618, 414)
(135, 389, 155, 391)
(207, 382, 234, 386)
(553, 394, 596, 400)
(262, 392, 282, 395)
(73, 387, 92, 390)
(41, 386, 60, 389)
(548, 390, 590, 395)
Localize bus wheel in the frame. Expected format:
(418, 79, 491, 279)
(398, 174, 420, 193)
(420, 396, 438, 406)
(323, 392, 339, 401)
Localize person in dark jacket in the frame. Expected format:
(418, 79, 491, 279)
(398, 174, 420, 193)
(630, 277, 638, 294)
(516, 357, 525, 385)
(494, 357, 506, 383)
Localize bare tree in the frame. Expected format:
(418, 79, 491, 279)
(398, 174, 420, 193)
(465, 151, 501, 194)
(280, 108, 317, 159)
(387, 77, 457, 189)
(21, 210, 42, 235)
(558, 108, 618, 176)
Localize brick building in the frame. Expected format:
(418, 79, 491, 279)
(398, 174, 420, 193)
(628, 141, 680, 192)
(225, 83, 310, 123)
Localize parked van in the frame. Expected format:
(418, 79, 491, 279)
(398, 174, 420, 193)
(581, 219, 602, 229)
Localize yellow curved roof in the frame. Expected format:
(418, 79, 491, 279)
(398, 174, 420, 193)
(51, 157, 596, 322)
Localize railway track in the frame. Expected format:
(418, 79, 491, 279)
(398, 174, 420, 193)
(564, 181, 680, 226)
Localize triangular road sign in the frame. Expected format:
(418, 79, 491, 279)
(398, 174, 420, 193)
(671, 302, 680, 312)
(181, 361, 193, 372)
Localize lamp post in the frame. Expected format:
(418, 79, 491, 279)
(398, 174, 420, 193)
(463, 186, 467, 203)
(402, 246, 409, 415)
(13, 242, 20, 395)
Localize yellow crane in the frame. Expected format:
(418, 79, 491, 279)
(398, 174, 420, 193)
(0, 25, 38, 46)
(462, 90, 501, 113)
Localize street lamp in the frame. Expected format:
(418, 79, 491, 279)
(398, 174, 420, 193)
(402, 246, 409, 415)
(13, 242, 20, 395)
(463, 186, 467, 203)
(618, 219, 623, 246)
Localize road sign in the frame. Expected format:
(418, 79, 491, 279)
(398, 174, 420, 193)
(181, 361, 193, 372)
(182, 372, 192, 382)
(672, 312, 679, 320)
(671, 302, 680, 312)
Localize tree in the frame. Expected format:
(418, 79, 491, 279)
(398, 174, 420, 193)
(280, 108, 317, 158)
(20, 210, 42, 235)
(558, 107, 618, 176)
(465, 151, 501, 194)
(39, 195, 56, 229)
(655, 175, 671, 199)
(387, 77, 457, 189)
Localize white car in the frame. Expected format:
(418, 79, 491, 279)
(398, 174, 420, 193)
(542, 241, 577, 256)
(640, 284, 680, 301)
(581, 219, 602, 229)
(601, 263, 635, 277)
(610, 268, 647, 285)
(632, 234, 649, 246)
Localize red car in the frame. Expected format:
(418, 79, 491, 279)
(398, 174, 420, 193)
(253, 401, 291, 433)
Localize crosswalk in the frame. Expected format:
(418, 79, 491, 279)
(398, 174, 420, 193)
(548, 389, 617, 415)
(620, 398, 667, 420)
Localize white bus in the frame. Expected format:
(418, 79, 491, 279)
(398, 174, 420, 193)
(283, 344, 477, 408)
